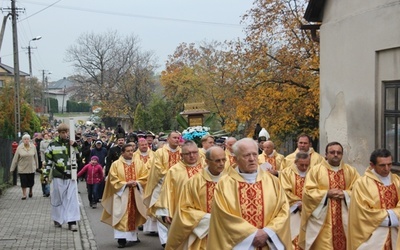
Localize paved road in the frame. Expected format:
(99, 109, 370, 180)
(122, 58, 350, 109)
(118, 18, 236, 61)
(78, 181, 163, 250)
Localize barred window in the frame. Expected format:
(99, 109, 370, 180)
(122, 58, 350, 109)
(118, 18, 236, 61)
(384, 82, 400, 164)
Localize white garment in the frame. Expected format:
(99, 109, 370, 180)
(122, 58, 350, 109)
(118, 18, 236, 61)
(143, 216, 158, 232)
(51, 178, 80, 224)
(114, 229, 138, 241)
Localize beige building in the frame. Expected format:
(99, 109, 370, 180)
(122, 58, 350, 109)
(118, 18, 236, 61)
(305, 0, 400, 172)
(0, 61, 29, 87)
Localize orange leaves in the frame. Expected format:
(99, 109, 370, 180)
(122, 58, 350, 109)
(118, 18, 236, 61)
(161, 0, 319, 143)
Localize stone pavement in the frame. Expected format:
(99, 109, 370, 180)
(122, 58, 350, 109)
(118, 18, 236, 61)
(0, 174, 96, 250)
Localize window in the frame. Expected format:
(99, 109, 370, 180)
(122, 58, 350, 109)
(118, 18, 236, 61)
(384, 82, 400, 165)
(0, 80, 3, 88)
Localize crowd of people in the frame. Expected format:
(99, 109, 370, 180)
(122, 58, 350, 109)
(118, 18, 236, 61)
(9, 123, 400, 249)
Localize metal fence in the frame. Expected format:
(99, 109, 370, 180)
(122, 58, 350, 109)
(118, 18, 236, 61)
(0, 138, 13, 185)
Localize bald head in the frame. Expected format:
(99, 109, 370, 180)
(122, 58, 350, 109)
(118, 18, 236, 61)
(206, 146, 226, 176)
(262, 140, 275, 155)
(225, 137, 237, 153)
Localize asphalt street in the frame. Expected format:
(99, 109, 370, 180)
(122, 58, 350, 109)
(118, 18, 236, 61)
(78, 180, 163, 250)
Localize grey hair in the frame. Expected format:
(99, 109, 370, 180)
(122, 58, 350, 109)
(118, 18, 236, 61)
(295, 151, 310, 161)
(205, 146, 220, 160)
(232, 138, 258, 156)
(181, 140, 198, 151)
(22, 134, 31, 140)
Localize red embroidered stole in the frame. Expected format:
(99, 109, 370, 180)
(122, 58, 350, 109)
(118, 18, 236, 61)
(124, 162, 137, 231)
(206, 181, 217, 213)
(292, 174, 305, 250)
(238, 181, 264, 229)
(375, 181, 398, 250)
(327, 169, 346, 250)
(294, 174, 305, 199)
(168, 150, 180, 169)
(264, 155, 276, 170)
(185, 163, 203, 178)
(139, 154, 149, 163)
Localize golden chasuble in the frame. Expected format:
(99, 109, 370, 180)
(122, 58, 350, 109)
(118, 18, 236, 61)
(347, 170, 400, 250)
(376, 182, 398, 250)
(328, 169, 346, 250)
(186, 163, 203, 178)
(229, 155, 235, 167)
(239, 181, 264, 229)
(300, 160, 359, 250)
(124, 162, 137, 231)
(265, 156, 277, 170)
(140, 155, 149, 164)
(168, 150, 180, 169)
(100, 157, 148, 232)
(207, 169, 291, 250)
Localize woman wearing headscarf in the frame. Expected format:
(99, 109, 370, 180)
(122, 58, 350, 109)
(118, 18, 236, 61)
(10, 133, 39, 200)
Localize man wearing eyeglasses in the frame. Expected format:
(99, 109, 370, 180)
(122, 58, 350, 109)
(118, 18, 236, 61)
(166, 146, 226, 249)
(299, 141, 359, 250)
(155, 140, 205, 248)
(208, 138, 291, 249)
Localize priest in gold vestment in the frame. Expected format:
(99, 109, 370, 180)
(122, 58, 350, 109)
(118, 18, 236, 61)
(208, 138, 291, 250)
(101, 144, 149, 248)
(143, 131, 181, 246)
(348, 149, 400, 250)
(299, 142, 359, 250)
(165, 146, 226, 250)
(155, 140, 205, 247)
(224, 137, 237, 168)
(279, 152, 310, 250)
(133, 138, 157, 233)
(198, 135, 214, 160)
(133, 138, 155, 169)
(258, 140, 284, 176)
(281, 134, 323, 170)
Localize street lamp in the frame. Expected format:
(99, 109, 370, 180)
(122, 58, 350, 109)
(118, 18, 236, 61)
(28, 36, 42, 107)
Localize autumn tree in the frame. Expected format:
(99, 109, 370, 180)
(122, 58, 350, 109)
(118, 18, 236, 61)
(65, 30, 158, 126)
(160, 0, 320, 143)
(0, 82, 41, 138)
(161, 41, 239, 130)
(237, 0, 320, 142)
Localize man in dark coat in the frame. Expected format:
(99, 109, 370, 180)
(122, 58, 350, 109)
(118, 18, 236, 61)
(105, 133, 125, 176)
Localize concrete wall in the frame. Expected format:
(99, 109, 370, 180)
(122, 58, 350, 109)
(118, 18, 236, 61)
(319, 0, 400, 172)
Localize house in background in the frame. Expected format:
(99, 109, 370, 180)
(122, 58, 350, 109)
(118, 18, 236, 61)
(305, 0, 400, 172)
(47, 77, 79, 112)
(0, 59, 29, 87)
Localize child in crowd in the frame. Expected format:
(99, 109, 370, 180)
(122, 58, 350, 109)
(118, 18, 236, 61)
(77, 156, 104, 208)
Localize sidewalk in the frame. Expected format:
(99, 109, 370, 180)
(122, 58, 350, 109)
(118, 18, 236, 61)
(0, 174, 96, 250)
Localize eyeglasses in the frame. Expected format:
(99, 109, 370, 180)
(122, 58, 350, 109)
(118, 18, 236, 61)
(181, 151, 199, 156)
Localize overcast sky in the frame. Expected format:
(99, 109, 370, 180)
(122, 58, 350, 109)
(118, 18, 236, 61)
(0, 0, 253, 81)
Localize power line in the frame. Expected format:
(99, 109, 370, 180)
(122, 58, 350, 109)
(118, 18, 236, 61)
(19, 0, 244, 27)
(18, 0, 62, 22)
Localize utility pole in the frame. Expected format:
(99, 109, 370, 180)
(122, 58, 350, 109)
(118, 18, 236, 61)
(11, 0, 23, 139)
(22, 36, 41, 108)
(41, 69, 51, 114)
(3, 1, 25, 139)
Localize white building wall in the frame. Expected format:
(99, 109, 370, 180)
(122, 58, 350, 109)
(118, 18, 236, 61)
(319, 0, 400, 172)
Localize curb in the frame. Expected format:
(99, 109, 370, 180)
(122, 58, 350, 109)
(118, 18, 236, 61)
(78, 193, 98, 250)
